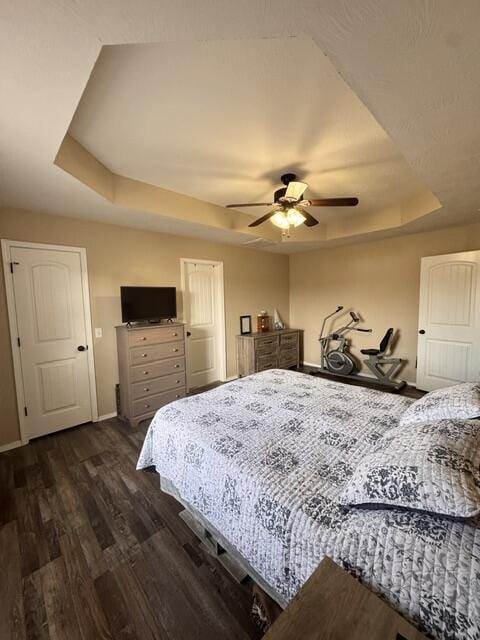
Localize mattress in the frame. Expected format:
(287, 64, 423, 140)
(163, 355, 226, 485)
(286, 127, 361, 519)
(137, 369, 480, 640)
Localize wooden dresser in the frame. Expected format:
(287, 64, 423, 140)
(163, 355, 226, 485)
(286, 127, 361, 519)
(116, 323, 186, 428)
(236, 329, 302, 377)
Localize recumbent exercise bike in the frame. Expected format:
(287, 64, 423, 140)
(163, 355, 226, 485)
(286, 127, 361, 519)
(318, 306, 406, 391)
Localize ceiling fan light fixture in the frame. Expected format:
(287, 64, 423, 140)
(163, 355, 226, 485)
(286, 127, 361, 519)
(287, 208, 306, 227)
(271, 211, 290, 229)
(271, 208, 306, 230)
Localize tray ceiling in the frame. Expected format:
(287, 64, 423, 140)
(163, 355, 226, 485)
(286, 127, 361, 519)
(2, 1, 480, 252)
(69, 37, 434, 226)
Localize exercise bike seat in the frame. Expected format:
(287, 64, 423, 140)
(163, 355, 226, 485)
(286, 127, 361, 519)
(361, 347, 380, 356)
(360, 328, 394, 357)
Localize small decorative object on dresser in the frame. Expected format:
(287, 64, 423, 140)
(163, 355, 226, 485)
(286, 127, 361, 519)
(257, 310, 271, 333)
(240, 315, 252, 335)
(273, 308, 285, 330)
(263, 557, 427, 640)
(116, 323, 186, 428)
(236, 328, 302, 377)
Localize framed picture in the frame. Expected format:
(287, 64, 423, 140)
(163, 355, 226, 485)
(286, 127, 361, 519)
(240, 315, 252, 335)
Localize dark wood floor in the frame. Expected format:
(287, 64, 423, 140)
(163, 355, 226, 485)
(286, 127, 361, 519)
(0, 417, 264, 640)
(0, 370, 422, 639)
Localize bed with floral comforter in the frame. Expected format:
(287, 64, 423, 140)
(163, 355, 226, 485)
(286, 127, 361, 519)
(137, 369, 480, 640)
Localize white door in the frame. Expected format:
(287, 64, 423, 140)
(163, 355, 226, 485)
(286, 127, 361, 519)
(417, 251, 480, 391)
(181, 260, 226, 390)
(4, 242, 96, 440)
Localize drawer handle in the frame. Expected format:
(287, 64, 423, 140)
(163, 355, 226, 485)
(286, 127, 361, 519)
(143, 387, 150, 392)
(142, 353, 148, 358)
(140, 336, 147, 341)
(176, 380, 180, 384)
(144, 403, 150, 409)
(172, 348, 178, 353)
(174, 364, 180, 368)
(173, 332, 178, 336)
(175, 395, 180, 399)
(143, 371, 149, 375)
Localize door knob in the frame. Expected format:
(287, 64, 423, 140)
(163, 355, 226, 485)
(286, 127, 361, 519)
(187, 331, 191, 337)
(419, 329, 426, 335)
(77, 345, 87, 351)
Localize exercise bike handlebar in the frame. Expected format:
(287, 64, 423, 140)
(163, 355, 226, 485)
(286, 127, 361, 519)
(319, 305, 344, 348)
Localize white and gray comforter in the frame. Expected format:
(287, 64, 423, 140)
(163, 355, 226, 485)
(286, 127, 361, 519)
(137, 369, 480, 640)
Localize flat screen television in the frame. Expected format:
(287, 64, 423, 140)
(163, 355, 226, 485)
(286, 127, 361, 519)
(121, 286, 177, 323)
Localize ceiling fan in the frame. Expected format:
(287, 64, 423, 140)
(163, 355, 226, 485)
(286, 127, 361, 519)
(226, 173, 358, 235)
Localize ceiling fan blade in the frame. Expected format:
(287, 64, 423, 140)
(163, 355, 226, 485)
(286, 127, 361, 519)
(301, 210, 319, 227)
(307, 197, 359, 207)
(248, 210, 277, 227)
(226, 202, 273, 208)
(285, 181, 308, 201)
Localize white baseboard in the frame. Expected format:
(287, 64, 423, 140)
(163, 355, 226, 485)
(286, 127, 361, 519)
(0, 439, 24, 453)
(95, 412, 117, 422)
(224, 375, 238, 382)
(303, 361, 417, 388)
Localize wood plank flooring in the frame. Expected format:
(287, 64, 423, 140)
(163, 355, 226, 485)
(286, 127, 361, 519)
(0, 371, 422, 639)
(0, 418, 264, 640)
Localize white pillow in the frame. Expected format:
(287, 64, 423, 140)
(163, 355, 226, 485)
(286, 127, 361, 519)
(339, 418, 480, 519)
(399, 382, 480, 427)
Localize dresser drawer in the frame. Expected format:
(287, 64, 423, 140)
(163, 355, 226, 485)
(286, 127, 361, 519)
(130, 356, 185, 383)
(256, 354, 278, 371)
(256, 343, 278, 357)
(128, 326, 184, 347)
(130, 341, 184, 365)
(132, 372, 186, 400)
(255, 336, 279, 348)
(279, 347, 298, 366)
(133, 388, 186, 418)
(280, 332, 298, 347)
(255, 336, 279, 357)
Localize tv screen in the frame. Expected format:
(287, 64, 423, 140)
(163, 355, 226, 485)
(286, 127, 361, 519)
(121, 286, 177, 323)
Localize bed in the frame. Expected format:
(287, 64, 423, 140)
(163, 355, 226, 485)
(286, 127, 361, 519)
(137, 369, 480, 640)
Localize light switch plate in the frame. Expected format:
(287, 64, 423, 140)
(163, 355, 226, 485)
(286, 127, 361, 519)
(95, 328, 103, 338)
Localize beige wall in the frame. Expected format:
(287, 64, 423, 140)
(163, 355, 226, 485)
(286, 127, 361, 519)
(0, 207, 290, 447)
(2, 206, 480, 450)
(290, 222, 480, 383)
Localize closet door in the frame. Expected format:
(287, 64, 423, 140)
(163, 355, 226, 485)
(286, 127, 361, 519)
(417, 251, 480, 391)
(4, 241, 96, 440)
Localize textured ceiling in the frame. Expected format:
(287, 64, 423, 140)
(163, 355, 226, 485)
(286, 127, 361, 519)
(1, 1, 480, 253)
(69, 37, 430, 224)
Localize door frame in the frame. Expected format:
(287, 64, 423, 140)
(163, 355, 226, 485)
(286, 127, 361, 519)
(1, 239, 98, 444)
(180, 258, 227, 391)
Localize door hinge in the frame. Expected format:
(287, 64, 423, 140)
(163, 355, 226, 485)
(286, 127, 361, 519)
(24, 406, 28, 417)
(10, 261, 19, 273)
(17, 337, 21, 347)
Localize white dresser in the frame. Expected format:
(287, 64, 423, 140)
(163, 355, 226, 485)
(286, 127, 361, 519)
(116, 323, 186, 428)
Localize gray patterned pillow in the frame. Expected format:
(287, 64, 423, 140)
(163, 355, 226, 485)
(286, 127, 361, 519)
(339, 419, 480, 518)
(399, 382, 480, 427)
